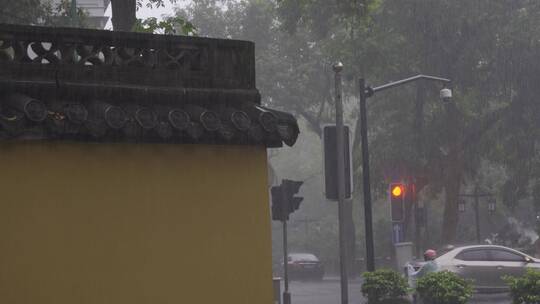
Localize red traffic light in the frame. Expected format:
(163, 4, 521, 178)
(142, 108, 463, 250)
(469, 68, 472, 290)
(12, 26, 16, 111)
(391, 185, 404, 197)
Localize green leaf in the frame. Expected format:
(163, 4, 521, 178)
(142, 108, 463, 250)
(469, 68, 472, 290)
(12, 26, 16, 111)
(416, 271, 473, 304)
(361, 269, 409, 303)
(132, 16, 197, 36)
(505, 269, 540, 304)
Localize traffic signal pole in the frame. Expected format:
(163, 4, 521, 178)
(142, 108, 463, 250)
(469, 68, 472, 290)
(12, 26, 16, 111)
(357, 74, 451, 272)
(359, 78, 375, 272)
(282, 218, 290, 304)
(281, 182, 291, 304)
(333, 63, 349, 304)
(414, 82, 425, 258)
(271, 179, 303, 304)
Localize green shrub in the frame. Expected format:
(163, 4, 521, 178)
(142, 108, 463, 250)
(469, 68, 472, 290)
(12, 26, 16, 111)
(416, 271, 473, 304)
(504, 268, 540, 304)
(361, 269, 409, 304)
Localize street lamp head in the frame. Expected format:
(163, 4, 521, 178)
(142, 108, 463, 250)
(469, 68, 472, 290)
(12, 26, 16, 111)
(440, 87, 453, 102)
(333, 62, 344, 73)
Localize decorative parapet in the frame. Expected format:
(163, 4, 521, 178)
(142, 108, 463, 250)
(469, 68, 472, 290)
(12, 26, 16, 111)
(0, 24, 299, 147)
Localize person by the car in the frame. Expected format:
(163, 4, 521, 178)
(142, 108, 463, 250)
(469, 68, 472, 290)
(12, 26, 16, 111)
(408, 249, 438, 303)
(416, 249, 438, 277)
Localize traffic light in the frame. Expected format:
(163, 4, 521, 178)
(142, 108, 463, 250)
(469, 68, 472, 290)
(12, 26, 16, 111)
(323, 125, 352, 200)
(271, 179, 304, 221)
(389, 183, 405, 222)
(283, 179, 304, 214)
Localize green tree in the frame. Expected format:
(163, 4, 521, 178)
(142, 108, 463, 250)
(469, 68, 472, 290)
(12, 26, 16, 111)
(110, 0, 195, 34)
(276, 0, 540, 245)
(275, 0, 540, 246)
(0, 0, 87, 26)
(0, 0, 51, 25)
(369, 0, 540, 243)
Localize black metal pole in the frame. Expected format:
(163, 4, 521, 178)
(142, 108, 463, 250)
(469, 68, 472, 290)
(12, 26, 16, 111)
(280, 182, 291, 304)
(356, 74, 451, 271)
(359, 78, 375, 272)
(282, 219, 291, 304)
(334, 63, 349, 304)
(371, 75, 451, 93)
(474, 187, 481, 244)
(414, 83, 425, 258)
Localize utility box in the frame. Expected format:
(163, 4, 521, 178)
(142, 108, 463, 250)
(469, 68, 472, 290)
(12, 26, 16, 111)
(273, 277, 281, 304)
(395, 242, 414, 271)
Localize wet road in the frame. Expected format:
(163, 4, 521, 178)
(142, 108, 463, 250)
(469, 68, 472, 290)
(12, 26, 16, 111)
(283, 277, 511, 304)
(470, 293, 512, 304)
(287, 277, 364, 304)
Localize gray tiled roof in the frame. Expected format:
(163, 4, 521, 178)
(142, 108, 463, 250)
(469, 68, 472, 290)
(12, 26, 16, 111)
(0, 24, 299, 147)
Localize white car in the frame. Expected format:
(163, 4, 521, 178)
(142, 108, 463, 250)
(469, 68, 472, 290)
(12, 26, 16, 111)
(433, 245, 540, 292)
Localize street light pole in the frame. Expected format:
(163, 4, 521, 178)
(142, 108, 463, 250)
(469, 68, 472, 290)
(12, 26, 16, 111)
(359, 78, 375, 272)
(334, 62, 349, 304)
(358, 74, 452, 272)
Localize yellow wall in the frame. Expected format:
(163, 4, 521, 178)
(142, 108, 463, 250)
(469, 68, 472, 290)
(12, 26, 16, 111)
(0, 142, 273, 304)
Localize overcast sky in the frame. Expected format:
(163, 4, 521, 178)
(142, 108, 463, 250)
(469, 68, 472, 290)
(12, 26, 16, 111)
(104, 0, 186, 30)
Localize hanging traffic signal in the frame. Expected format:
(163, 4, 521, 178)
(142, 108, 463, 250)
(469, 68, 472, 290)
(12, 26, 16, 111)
(283, 179, 304, 214)
(271, 179, 304, 222)
(389, 183, 405, 222)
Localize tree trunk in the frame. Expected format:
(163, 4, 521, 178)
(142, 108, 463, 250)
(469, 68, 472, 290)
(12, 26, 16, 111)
(441, 159, 463, 244)
(441, 102, 465, 244)
(110, 0, 137, 31)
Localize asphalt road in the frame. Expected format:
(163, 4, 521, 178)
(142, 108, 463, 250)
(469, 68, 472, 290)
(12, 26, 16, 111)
(470, 293, 512, 304)
(283, 277, 512, 304)
(287, 277, 364, 304)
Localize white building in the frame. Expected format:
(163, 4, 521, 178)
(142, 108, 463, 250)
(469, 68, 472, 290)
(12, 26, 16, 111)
(49, 0, 110, 29)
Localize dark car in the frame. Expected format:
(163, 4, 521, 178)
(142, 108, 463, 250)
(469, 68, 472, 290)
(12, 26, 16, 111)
(287, 253, 324, 280)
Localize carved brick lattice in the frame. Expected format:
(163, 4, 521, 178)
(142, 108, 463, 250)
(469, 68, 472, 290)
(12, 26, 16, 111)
(0, 39, 207, 72)
(0, 24, 256, 89)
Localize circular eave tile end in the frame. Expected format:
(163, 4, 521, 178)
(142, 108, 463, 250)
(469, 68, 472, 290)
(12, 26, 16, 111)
(277, 123, 299, 147)
(169, 109, 190, 130)
(259, 112, 277, 132)
(135, 107, 158, 129)
(24, 99, 48, 122)
(200, 111, 221, 132)
(104, 106, 128, 129)
(231, 111, 251, 131)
